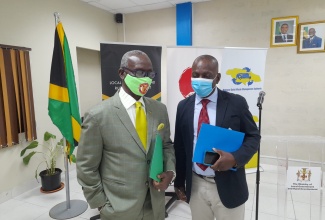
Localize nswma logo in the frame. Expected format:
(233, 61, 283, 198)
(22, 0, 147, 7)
(226, 67, 261, 86)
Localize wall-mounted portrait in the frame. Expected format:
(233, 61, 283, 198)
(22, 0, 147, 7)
(297, 20, 325, 53)
(270, 16, 298, 47)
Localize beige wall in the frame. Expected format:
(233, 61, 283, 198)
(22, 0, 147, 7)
(0, 0, 117, 198)
(124, 0, 325, 138)
(1, 0, 325, 201)
(77, 47, 102, 116)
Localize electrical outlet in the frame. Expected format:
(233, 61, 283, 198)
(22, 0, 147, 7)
(0, 190, 12, 204)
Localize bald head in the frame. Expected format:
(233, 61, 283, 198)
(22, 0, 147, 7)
(192, 55, 219, 73)
(120, 50, 152, 68)
(309, 28, 316, 37)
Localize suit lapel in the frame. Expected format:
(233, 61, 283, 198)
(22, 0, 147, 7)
(112, 93, 146, 154)
(187, 95, 195, 158)
(144, 97, 154, 152)
(216, 89, 228, 126)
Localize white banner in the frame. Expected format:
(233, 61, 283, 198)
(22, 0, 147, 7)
(219, 48, 268, 121)
(167, 47, 223, 139)
(167, 47, 267, 139)
(167, 47, 268, 169)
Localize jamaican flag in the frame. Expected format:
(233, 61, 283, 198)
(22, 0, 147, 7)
(48, 22, 81, 160)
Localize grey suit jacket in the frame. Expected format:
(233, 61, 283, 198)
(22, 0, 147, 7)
(76, 91, 175, 220)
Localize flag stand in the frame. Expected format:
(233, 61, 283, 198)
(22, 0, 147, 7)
(49, 13, 88, 218)
(49, 139, 88, 219)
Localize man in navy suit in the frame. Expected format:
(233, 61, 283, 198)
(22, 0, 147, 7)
(303, 28, 322, 48)
(274, 23, 294, 43)
(173, 55, 260, 220)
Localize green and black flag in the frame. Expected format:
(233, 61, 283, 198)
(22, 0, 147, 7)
(48, 22, 81, 161)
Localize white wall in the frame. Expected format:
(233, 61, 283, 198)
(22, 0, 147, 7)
(124, 0, 325, 138)
(1, 0, 325, 200)
(77, 47, 102, 116)
(0, 0, 117, 198)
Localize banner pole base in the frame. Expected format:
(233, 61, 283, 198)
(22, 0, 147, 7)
(49, 200, 88, 219)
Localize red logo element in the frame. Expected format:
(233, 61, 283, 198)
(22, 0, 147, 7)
(139, 83, 149, 95)
(179, 67, 194, 98)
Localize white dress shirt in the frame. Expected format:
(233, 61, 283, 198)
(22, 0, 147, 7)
(192, 88, 218, 176)
(118, 87, 146, 127)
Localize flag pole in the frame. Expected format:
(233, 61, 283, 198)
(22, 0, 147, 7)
(49, 12, 88, 219)
(64, 139, 71, 210)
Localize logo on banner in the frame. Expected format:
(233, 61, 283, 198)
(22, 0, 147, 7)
(287, 166, 321, 191)
(226, 67, 261, 86)
(179, 67, 194, 98)
(296, 168, 312, 182)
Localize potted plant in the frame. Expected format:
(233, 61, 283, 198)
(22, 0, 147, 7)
(20, 131, 64, 192)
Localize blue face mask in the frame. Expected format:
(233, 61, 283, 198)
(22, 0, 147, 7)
(191, 77, 215, 97)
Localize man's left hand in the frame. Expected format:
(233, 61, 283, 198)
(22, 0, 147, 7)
(210, 148, 237, 171)
(152, 171, 174, 191)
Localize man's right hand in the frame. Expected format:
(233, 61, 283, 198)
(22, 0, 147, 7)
(174, 186, 187, 202)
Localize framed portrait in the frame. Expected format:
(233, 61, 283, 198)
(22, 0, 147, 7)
(297, 20, 325, 53)
(270, 16, 299, 47)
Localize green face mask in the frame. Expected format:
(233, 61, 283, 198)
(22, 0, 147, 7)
(124, 74, 152, 96)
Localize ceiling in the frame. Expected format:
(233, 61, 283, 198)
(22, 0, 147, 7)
(81, 0, 211, 14)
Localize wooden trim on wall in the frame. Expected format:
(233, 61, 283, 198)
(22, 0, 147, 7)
(0, 44, 31, 51)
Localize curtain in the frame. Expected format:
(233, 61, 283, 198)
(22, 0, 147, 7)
(0, 45, 37, 148)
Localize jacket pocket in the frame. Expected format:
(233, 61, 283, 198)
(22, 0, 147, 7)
(229, 115, 240, 130)
(102, 177, 126, 186)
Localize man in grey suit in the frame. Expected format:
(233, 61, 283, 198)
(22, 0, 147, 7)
(77, 50, 175, 220)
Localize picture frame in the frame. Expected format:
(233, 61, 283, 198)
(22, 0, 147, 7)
(297, 20, 325, 53)
(270, 16, 298, 47)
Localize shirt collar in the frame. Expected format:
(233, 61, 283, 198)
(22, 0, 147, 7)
(119, 87, 145, 109)
(195, 88, 218, 105)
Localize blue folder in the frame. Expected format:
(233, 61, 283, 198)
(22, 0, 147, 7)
(193, 124, 245, 164)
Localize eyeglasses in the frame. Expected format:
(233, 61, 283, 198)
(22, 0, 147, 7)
(122, 67, 157, 79)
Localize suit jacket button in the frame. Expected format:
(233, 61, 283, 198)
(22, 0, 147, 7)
(147, 160, 151, 164)
(145, 181, 149, 186)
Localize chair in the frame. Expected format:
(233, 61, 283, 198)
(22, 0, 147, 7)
(89, 192, 178, 219)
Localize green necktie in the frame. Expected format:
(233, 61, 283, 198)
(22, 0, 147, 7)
(135, 101, 147, 150)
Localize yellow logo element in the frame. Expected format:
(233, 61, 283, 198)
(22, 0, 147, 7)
(226, 67, 261, 86)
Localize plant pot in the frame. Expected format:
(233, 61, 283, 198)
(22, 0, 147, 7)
(39, 168, 62, 191)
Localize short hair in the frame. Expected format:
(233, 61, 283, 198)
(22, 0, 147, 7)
(193, 55, 219, 69)
(281, 23, 289, 28)
(120, 50, 150, 68)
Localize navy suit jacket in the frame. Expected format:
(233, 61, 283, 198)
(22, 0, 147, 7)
(173, 89, 260, 208)
(302, 36, 322, 48)
(274, 34, 293, 43)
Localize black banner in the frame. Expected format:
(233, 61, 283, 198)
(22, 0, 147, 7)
(100, 43, 162, 101)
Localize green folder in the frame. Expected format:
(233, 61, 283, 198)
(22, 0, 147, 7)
(149, 133, 163, 182)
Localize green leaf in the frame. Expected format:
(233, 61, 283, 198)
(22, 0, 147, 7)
(44, 131, 56, 141)
(34, 170, 38, 182)
(70, 154, 76, 163)
(22, 152, 37, 165)
(58, 138, 64, 146)
(20, 141, 39, 156)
